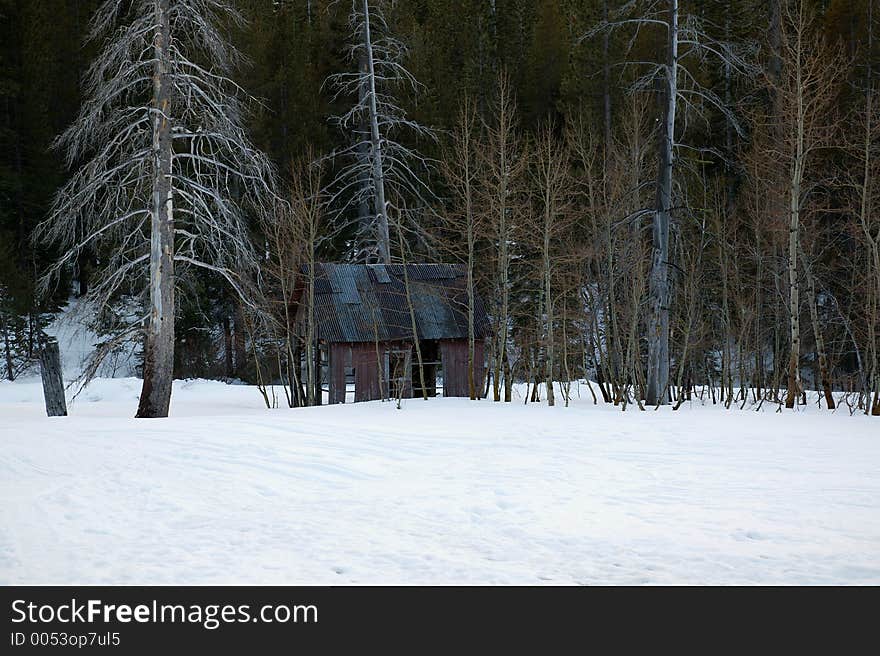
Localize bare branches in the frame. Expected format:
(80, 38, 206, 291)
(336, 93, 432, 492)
(34, 0, 277, 392)
(324, 0, 435, 263)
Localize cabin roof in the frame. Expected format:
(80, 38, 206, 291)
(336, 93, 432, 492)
(302, 263, 489, 344)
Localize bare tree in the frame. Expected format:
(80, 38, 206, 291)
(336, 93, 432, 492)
(326, 0, 434, 263)
(440, 96, 483, 399)
(758, 0, 846, 408)
(529, 120, 573, 407)
(569, 95, 653, 409)
(478, 72, 527, 403)
(586, 0, 756, 405)
(847, 3, 880, 414)
(34, 0, 276, 417)
(260, 151, 326, 408)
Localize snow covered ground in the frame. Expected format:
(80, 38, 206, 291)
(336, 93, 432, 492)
(1, 377, 878, 585)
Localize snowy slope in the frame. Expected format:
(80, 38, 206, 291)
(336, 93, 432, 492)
(0, 379, 878, 585)
(14, 298, 141, 383)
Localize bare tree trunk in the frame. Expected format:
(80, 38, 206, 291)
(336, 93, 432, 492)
(467, 238, 477, 399)
(646, 0, 677, 406)
(357, 49, 372, 248)
(769, 0, 782, 84)
(362, 0, 391, 263)
(535, 124, 566, 407)
(561, 297, 572, 407)
(3, 322, 14, 381)
(305, 266, 317, 406)
(233, 303, 247, 379)
(784, 15, 806, 409)
(40, 337, 67, 417)
(800, 249, 835, 408)
(860, 3, 879, 415)
(463, 101, 479, 400)
(480, 74, 523, 404)
(222, 315, 233, 380)
(602, 0, 612, 157)
(137, 0, 175, 419)
(495, 223, 511, 403)
(313, 343, 322, 405)
(442, 98, 480, 399)
(784, 200, 801, 408)
(398, 226, 428, 400)
(544, 252, 555, 407)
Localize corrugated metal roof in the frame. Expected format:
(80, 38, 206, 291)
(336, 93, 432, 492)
(300, 263, 490, 343)
(367, 263, 391, 284)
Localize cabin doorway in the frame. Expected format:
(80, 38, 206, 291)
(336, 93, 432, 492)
(412, 339, 439, 397)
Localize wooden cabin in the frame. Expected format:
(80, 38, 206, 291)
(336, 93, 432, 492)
(296, 263, 489, 403)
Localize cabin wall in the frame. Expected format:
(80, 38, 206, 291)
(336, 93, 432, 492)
(329, 343, 347, 404)
(352, 343, 386, 402)
(440, 339, 485, 398)
(328, 338, 485, 403)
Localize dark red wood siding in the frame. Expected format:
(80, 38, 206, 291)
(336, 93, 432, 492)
(329, 343, 347, 404)
(440, 339, 485, 398)
(352, 343, 383, 402)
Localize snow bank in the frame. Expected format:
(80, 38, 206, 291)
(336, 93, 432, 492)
(1, 379, 878, 584)
(12, 298, 140, 384)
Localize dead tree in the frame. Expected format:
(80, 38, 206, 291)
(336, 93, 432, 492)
(39, 336, 67, 417)
(326, 0, 434, 263)
(35, 0, 276, 417)
(585, 0, 756, 405)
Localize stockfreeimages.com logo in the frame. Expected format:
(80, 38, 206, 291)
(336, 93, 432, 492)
(11, 598, 318, 631)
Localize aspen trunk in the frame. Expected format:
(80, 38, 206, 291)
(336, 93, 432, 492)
(305, 261, 317, 406)
(784, 200, 801, 409)
(3, 322, 13, 381)
(543, 210, 555, 407)
(784, 14, 806, 409)
(495, 220, 510, 403)
(398, 229, 428, 400)
(646, 0, 677, 406)
(462, 105, 477, 400)
(467, 214, 477, 400)
(800, 251, 835, 408)
(137, 0, 175, 419)
(313, 343, 322, 405)
(503, 355, 512, 402)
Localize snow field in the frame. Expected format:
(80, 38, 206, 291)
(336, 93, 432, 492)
(1, 378, 878, 584)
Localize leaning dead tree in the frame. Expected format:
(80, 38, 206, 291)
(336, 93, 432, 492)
(34, 0, 276, 418)
(326, 0, 435, 264)
(585, 0, 756, 405)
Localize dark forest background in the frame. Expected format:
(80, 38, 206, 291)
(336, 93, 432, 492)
(1, 0, 878, 413)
